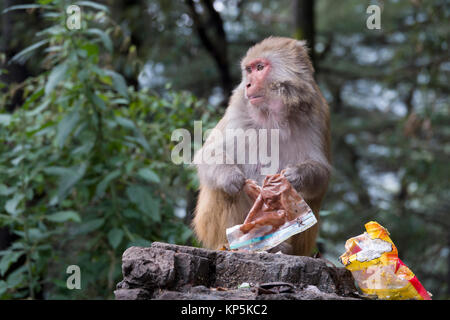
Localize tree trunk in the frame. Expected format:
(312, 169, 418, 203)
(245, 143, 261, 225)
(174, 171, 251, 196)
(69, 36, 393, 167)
(293, 0, 316, 69)
(0, 0, 32, 111)
(185, 0, 233, 102)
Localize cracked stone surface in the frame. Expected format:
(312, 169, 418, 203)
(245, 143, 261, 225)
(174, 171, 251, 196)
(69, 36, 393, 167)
(114, 242, 363, 300)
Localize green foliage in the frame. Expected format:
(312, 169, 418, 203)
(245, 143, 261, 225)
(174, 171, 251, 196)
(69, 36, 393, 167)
(0, 0, 215, 299)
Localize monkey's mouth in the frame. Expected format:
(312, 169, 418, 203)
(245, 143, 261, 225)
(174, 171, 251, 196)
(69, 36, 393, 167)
(248, 95, 264, 104)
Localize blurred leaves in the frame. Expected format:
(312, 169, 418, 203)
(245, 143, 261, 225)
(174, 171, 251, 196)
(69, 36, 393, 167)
(0, 0, 212, 300)
(45, 62, 68, 96)
(46, 210, 81, 223)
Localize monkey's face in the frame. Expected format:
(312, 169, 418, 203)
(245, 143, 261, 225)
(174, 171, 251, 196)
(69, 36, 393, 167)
(242, 57, 286, 125)
(243, 58, 272, 106)
(240, 37, 317, 128)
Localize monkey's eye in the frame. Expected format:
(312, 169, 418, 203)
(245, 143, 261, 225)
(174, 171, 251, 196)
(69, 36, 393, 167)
(245, 66, 252, 73)
(256, 63, 264, 71)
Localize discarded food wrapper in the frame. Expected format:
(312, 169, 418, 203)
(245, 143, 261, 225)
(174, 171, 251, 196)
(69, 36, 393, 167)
(339, 221, 431, 300)
(238, 282, 251, 289)
(226, 171, 317, 251)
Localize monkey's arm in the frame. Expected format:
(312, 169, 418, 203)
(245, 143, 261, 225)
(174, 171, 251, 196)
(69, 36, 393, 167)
(194, 138, 246, 195)
(283, 160, 330, 200)
(196, 162, 245, 195)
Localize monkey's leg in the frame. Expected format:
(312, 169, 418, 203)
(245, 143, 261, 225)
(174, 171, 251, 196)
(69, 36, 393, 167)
(268, 213, 319, 256)
(288, 219, 320, 256)
(192, 186, 252, 250)
(267, 241, 293, 254)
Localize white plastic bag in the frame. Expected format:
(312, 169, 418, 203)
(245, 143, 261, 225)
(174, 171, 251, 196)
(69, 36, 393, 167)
(226, 172, 317, 251)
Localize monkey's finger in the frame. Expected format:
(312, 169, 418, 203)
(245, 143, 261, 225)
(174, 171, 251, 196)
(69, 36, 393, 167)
(223, 182, 242, 195)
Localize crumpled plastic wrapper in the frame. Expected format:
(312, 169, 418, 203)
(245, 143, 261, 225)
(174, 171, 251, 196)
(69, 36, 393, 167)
(339, 221, 431, 300)
(226, 171, 317, 251)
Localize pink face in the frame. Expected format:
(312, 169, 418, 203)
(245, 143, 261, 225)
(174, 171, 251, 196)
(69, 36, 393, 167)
(244, 58, 271, 105)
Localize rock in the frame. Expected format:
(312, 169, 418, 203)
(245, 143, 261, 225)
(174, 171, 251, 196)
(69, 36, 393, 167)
(114, 242, 363, 300)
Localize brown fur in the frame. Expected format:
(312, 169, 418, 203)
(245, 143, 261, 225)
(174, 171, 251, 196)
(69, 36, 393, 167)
(192, 37, 331, 256)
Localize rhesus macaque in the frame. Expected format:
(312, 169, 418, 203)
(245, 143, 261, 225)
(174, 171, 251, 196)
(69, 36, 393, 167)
(192, 37, 331, 256)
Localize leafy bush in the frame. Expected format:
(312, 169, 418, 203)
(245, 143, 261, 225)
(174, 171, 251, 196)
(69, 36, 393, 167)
(0, 0, 216, 299)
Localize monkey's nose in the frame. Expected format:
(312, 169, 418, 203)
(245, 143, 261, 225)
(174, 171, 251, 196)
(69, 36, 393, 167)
(246, 83, 251, 88)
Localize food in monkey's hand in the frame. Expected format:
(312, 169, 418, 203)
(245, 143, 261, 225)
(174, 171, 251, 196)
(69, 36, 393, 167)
(226, 171, 317, 251)
(240, 172, 309, 234)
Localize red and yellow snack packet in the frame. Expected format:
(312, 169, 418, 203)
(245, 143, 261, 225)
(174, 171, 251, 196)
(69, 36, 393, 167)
(339, 221, 431, 300)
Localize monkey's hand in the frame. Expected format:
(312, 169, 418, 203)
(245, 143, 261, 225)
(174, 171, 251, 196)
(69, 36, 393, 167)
(217, 166, 246, 196)
(283, 166, 303, 189)
(283, 160, 330, 200)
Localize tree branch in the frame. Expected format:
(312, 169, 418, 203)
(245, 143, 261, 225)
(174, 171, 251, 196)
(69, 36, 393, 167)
(185, 0, 233, 101)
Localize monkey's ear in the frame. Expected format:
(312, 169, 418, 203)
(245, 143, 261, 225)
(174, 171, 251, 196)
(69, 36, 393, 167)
(296, 40, 307, 47)
(296, 40, 309, 52)
(295, 40, 314, 73)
